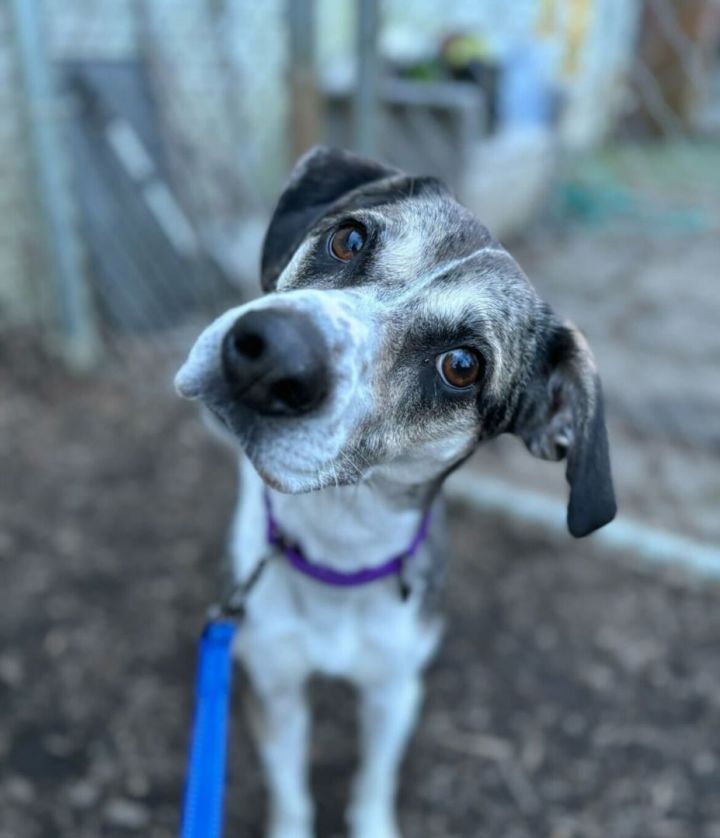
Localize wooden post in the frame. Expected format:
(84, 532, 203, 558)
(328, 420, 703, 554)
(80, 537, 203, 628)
(288, 0, 322, 160)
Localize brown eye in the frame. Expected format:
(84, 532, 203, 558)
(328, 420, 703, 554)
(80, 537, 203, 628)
(436, 348, 483, 389)
(329, 222, 366, 261)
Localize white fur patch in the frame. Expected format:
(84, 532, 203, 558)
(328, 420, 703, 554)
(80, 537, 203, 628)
(175, 288, 381, 491)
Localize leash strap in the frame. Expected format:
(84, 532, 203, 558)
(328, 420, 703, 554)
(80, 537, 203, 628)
(180, 620, 237, 838)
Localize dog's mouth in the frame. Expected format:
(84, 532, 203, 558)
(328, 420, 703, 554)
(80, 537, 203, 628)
(250, 446, 363, 494)
(199, 393, 366, 493)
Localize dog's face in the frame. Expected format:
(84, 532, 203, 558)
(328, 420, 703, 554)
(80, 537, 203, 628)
(176, 147, 615, 536)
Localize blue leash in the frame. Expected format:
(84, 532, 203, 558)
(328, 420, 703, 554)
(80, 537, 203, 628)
(180, 619, 237, 838)
(180, 562, 267, 837)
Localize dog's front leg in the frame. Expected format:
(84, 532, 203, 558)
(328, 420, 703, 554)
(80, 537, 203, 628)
(249, 680, 314, 838)
(349, 674, 422, 838)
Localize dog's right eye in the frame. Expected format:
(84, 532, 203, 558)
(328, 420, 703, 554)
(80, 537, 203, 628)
(436, 348, 484, 389)
(328, 223, 366, 262)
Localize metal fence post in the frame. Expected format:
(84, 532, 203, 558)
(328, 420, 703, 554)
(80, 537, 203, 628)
(353, 0, 380, 156)
(10, 0, 100, 369)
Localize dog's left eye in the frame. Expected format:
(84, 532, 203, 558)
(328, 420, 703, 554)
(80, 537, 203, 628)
(329, 222, 366, 262)
(436, 348, 484, 389)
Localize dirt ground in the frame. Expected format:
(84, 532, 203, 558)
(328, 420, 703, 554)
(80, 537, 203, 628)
(1, 337, 720, 838)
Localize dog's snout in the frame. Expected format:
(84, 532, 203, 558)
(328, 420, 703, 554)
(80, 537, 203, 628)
(222, 308, 330, 417)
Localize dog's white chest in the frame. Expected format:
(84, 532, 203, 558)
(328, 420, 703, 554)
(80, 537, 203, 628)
(229, 460, 442, 690)
(234, 562, 441, 689)
(302, 593, 365, 676)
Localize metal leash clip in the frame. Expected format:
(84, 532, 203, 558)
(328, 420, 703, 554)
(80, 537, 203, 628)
(397, 554, 412, 602)
(206, 556, 269, 624)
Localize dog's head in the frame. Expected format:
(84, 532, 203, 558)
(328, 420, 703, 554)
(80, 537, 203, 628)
(176, 146, 615, 537)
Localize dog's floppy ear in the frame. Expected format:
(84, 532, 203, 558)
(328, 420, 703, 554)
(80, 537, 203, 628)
(260, 145, 398, 291)
(511, 321, 616, 537)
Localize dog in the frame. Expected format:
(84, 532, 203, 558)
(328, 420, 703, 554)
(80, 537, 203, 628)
(175, 146, 616, 838)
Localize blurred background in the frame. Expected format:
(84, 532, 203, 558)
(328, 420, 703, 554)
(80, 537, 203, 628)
(1, 1, 719, 836)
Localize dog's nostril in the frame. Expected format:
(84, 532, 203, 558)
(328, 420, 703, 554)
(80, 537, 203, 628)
(270, 377, 310, 410)
(233, 332, 265, 360)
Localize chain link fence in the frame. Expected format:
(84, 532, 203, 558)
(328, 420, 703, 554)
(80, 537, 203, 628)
(2, 0, 289, 367)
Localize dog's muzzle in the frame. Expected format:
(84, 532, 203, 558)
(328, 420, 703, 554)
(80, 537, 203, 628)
(221, 308, 330, 417)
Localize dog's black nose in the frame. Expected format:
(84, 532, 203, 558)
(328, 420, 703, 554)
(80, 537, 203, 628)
(221, 308, 330, 416)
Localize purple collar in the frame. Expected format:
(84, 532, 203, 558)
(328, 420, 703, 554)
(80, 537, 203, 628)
(263, 489, 431, 588)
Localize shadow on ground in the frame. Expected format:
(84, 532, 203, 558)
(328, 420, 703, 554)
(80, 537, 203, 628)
(1, 339, 719, 838)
